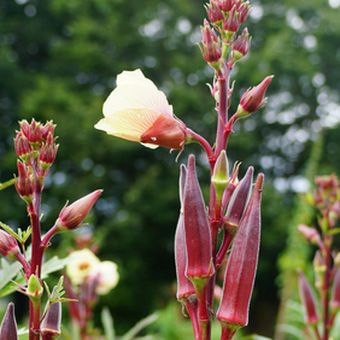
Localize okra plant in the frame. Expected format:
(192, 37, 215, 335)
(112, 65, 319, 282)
(95, 0, 272, 339)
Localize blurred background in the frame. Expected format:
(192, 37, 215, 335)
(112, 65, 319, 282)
(0, 0, 340, 338)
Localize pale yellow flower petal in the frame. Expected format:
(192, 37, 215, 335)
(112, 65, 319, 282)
(95, 108, 160, 142)
(94, 261, 120, 295)
(103, 69, 173, 118)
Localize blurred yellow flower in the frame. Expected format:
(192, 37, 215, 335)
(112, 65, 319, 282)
(66, 249, 100, 286)
(95, 69, 187, 149)
(92, 261, 119, 295)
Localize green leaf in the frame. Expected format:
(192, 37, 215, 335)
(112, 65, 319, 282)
(41, 255, 69, 279)
(101, 308, 115, 340)
(0, 222, 20, 241)
(121, 313, 158, 340)
(0, 259, 22, 291)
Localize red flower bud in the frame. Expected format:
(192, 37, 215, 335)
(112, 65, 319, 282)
(206, 0, 224, 23)
(41, 120, 56, 140)
(200, 20, 222, 66)
(57, 190, 103, 230)
(224, 166, 253, 232)
(15, 161, 33, 202)
(183, 155, 215, 281)
(20, 119, 42, 143)
(237, 76, 274, 116)
(41, 302, 62, 337)
(39, 134, 59, 168)
(0, 230, 19, 257)
(217, 173, 264, 327)
(175, 165, 196, 301)
(299, 272, 319, 324)
(14, 132, 31, 160)
(223, 6, 240, 33)
(298, 224, 322, 245)
(232, 28, 251, 61)
(236, 1, 250, 23)
(331, 268, 340, 310)
(0, 303, 18, 340)
(218, 0, 234, 12)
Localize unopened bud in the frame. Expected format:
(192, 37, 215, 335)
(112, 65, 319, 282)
(39, 135, 59, 169)
(41, 302, 62, 337)
(298, 224, 322, 245)
(236, 76, 274, 117)
(14, 132, 31, 161)
(183, 155, 215, 283)
(222, 6, 240, 42)
(0, 303, 18, 340)
(298, 272, 319, 324)
(236, 0, 250, 23)
(212, 150, 229, 203)
(217, 173, 264, 327)
(200, 19, 222, 68)
(218, 0, 233, 12)
(15, 161, 33, 203)
(20, 119, 42, 144)
(232, 28, 251, 62)
(41, 121, 56, 140)
(0, 230, 19, 257)
(206, 0, 224, 24)
(56, 190, 103, 230)
(224, 166, 253, 233)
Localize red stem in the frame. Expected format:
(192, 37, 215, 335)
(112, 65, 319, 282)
(196, 285, 210, 340)
(188, 129, 214, 165)
(215, 77, 227, 156)
(29, 161, 43, 340)
(220, 326, 236, 340)
(41, 224, 58, 250)
(322, 234, 332, 340)
(216, 231, 233, 269)
(186, 300, 200, 340)
(15, 252, 31, 278)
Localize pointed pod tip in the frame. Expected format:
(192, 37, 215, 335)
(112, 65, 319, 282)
(187, 154, 196, 171)
(255, 173, 264, 191)
(245, 166, 254, 177)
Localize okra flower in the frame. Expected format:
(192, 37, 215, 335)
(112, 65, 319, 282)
(95, 69, 187, 149)
(92, 261, 120, 295)
(66, 249, 100, 286)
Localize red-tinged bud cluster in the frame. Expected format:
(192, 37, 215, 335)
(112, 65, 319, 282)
(200, 20, 222, 67)
(237, 76, 274, 117)
(298, 272, 319, 324)
(41, 302, 62, 337)
(0, 303, 18, 340)
(183, 155, 215, 282)
(14, 120, 58, 195)
(314, 175, 339, 217)
(56, 190, 103, 230)
(298, 224, 322, 246)
(217, 174, 264, 327)
(15, 161, 33, 202)
(0, 230, 19, 257)
(232, 28, 251, 61)
(223, 166, 253, 232)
